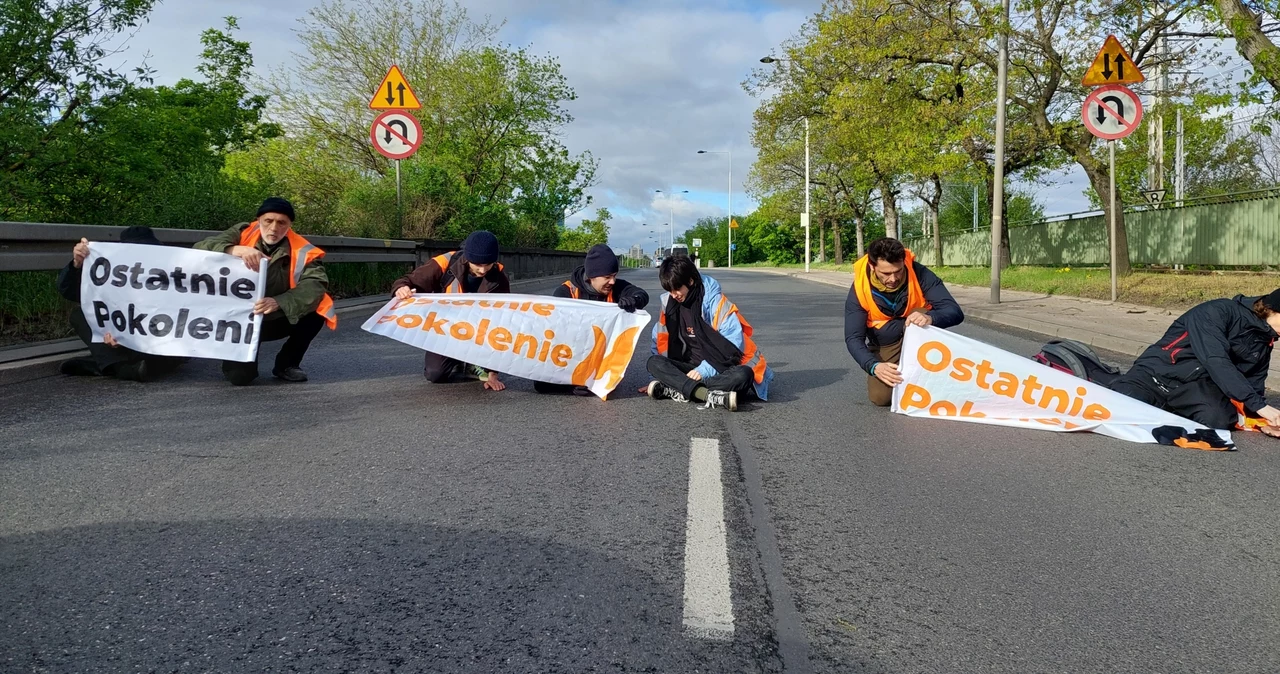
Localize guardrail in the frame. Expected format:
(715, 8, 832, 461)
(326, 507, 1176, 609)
(0, 222, 585, 280)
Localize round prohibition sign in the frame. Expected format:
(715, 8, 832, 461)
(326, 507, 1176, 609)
(1082, 84, 1143, 141)
(370, 110, 423, 160)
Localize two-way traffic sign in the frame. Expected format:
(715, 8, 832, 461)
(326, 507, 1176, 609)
(369, 65, 422, 110)
(1082, 35, 1145, 87)
(1082, 84, 1143, 140)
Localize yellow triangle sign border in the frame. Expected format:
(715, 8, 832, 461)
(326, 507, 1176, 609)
(1082, 35, 1145, 87)
(369, 65, 423, 111)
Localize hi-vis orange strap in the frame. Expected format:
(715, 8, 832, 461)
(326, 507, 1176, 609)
(563, 280, 612, 303)
(239, 222, 337, 329)
(433, 251, 504, 294)
(852, 249, 929, 329)
(655, 294, 768, 385)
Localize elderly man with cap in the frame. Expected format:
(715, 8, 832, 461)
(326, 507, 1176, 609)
(1112, 290, 1280, 432)
(193, 197, 337, 385)
(56, 226, 188, 382)
(391, 230, 511, 391)
(532, 243, 650, 395)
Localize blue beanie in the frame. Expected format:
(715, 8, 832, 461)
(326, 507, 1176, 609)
(462, 230, 500, 264)
(584, 244, 619, 278)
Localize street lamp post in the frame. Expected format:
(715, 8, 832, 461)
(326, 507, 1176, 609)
(696, 149, 733, 267)
(654, 189, 688, 251)
(761, 56, 810, 273)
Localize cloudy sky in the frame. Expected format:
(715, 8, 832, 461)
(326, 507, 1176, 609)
(123, 0, 1102, 253)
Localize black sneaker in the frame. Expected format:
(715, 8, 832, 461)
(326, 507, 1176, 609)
(272, 366, 309, 383)
(702, 390, 737, 411)
(647, 380, 688, 403)
(60, 357, 100, 377)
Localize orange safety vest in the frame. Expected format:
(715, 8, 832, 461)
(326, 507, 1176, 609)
(239, 222, 337, 329)
(562, 280, 613, 303)
(851, 249, 930, 329)
(433, 251, 504, 293)
(655, 294, 769, 385)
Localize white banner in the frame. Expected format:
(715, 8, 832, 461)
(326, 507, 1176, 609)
(892, 324, 1231, 445)
(362, 294, 651, 398)
(80, 242, 268, 362)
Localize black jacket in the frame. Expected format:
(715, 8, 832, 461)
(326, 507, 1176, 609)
(844, 261, 964, 374)
(553, 267, 649, 310)
(1130, 295, 1276, 413)
(56, 261, 82, 302)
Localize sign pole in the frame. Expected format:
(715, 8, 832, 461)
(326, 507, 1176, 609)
(395, 159, 403, 238)
(1109, 139, 1117, 303)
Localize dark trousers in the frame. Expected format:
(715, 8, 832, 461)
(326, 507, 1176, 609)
(424, 352, 466, 383)
(647, 355, 755, 400)
(221, 312, 326, 385)
(1111, 366, 1240, 430)
(69, 310, 185, 375)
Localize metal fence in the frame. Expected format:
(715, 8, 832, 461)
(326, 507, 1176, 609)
(0, 222, 585, 280)
(902, 188, 1280, 267)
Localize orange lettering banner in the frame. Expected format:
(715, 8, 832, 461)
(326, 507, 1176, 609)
(893, 325, 1230, 444)
(362, 294, 651, 398)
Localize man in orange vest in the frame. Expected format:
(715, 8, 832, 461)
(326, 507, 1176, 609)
(644, 256, 772, 411)
(391, 230, 510, 391)
(846, 237, 964, 406)
(194, 198, 337, 386)
(536, 243, 649, 395)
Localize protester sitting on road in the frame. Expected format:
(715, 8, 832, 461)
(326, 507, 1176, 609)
(391, 230, 510, 391)
(643, 256, 772, 411)
(194, 197, 337, 386)
(57, 226, 187, 382)
(536, 244, 650, 396)
(1111, 291, 1280, 434)
(845, 237, 965, 406)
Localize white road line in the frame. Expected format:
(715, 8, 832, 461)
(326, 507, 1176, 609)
(682, 437, 735, 640)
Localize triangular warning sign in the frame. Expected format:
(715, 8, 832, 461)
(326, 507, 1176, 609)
(369, 65, 422, 110)
(730, 219, 739, 229)
(1082, 35, 1145, 87)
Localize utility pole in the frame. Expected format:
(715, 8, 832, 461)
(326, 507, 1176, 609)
(990, 0, 1010, 304)
(1148, 34, 1165, 196)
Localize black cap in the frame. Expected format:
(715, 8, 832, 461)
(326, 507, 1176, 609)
(1264, 289, 1280, 311)
(256, 197, 295, 222)
(584, 244, 619, 278)
(120, 226, 162, 246)
(462, 230, 500, 265)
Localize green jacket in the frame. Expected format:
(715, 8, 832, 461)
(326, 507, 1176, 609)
(194, 222, 330, 324)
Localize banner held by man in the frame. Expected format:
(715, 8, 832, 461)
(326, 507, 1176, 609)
(362, 294, 651, 398)
(80, 242, 269, 362)
(893, 324, 1232, 446)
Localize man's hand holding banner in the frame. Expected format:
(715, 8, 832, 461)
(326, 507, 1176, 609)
(892, 324, 1232, 445)
(362, 295, 651, 398)
(80, 242, 269, 362)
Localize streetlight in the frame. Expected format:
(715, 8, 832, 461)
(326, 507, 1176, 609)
(654, 189, 687, 251)
(761, 55, 810, 272)
(696, 149, 733, 267)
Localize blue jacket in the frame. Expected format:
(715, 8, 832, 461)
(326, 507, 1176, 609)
(651, 275, 773, 400)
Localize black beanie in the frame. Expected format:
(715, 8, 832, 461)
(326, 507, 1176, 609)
(584, 244, 619, 278)
(256, 197, 296, 222)
(119, 226, 162, 246)
(1264, 288, 1280, 311)
(462, 231, 500, 264)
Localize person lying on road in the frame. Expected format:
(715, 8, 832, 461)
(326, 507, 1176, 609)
(1111, 290, 1280, 435)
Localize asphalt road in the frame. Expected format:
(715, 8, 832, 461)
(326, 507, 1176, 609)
(2, 269, 1278, 673)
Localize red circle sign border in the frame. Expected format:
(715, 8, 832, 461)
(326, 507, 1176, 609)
(370, 110, 423, 160)
(1081, 84, 1143, 141)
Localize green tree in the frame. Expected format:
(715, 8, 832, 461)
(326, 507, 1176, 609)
(558, 208, 610, 252)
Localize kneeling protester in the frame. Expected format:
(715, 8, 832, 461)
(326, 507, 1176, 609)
(893, 324, 1235, 449)
(645, 256, 773, 411)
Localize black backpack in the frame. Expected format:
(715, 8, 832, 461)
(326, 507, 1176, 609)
(1032, 339, 1122, 387)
